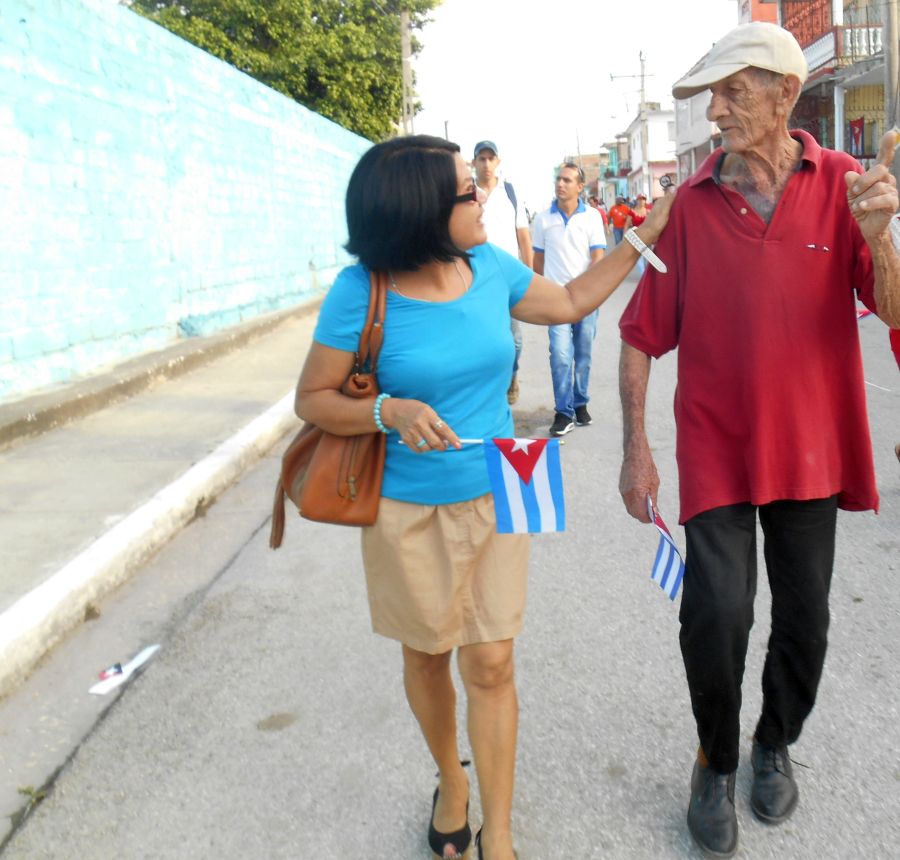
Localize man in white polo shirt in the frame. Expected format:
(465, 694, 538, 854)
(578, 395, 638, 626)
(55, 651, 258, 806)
(473, 140, 533, 404)
(532, 162, 606, 436)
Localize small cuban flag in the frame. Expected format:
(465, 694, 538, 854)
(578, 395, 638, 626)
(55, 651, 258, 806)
(483, 438, 565, 533)
(647, 496, 685, 601)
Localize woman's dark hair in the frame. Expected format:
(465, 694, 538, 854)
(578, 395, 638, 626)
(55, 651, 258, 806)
(345, 135, 469, 272)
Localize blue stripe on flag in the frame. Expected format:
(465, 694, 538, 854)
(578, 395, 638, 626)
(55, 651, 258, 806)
(659, 543, 676, 591)
(483, 442, 514, 533)
(519, 471, 542, 532)
(667, 561, 685, 600)
(545, 439, 566, 530)
(652, 539, 669, 582)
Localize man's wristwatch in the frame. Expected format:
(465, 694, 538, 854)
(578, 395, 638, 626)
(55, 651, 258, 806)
(624, 228, 667, 274)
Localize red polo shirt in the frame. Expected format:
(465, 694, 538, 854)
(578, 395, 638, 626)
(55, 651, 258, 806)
(620, 130, 879, 523)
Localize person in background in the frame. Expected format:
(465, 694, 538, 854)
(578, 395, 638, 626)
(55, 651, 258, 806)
(295, 135, 674, 860)
(608, 195, 634, 245)
(532, 163, 607, 437)
(617, 23, 900, 858)
(589, 195, 611, 245)
(473, 140, 533, 406)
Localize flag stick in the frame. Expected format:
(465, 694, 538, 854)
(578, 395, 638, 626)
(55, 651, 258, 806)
(397, 439, 485, 446)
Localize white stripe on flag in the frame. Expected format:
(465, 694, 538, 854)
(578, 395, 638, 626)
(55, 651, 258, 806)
(499, 456, 528, 532)
(529, 454, 555, 532)
(652, 540, 672, 584)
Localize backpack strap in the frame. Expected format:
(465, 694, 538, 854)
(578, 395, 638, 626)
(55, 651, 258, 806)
(503, 180, 518, 216)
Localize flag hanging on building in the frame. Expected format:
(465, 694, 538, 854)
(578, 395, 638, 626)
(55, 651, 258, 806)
(849, 117, 864, 156)
(483, 438, 565, 533)
(647, 496, 685, 601)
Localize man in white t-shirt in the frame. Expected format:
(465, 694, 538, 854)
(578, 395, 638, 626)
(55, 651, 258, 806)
(473, 140, 533, 404)
(532, 162, 606, 436)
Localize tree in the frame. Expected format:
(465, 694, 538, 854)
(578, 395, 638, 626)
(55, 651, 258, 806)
(130, 0, 440, 141)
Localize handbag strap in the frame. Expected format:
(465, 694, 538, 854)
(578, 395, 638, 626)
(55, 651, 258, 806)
(355, 271, 388, 373)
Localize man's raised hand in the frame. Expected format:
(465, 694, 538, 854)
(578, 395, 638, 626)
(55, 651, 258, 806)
(845, 128, 899, 240)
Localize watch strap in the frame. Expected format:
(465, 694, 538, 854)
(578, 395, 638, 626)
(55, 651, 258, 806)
(624, 228, 667, 274)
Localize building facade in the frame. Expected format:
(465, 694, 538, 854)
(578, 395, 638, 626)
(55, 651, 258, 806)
(674, 0, 894, 180)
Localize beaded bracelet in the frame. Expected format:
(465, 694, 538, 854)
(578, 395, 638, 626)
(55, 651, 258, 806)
(373, 392, 392, 434)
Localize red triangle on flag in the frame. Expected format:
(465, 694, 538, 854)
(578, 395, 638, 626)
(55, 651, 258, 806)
(492, 438, 548, 484)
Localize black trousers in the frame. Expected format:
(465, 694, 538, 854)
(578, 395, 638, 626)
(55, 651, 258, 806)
(679, 497, 838, 774)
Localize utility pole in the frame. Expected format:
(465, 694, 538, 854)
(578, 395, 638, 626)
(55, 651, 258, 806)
(638, 51, 649, 199)
(400, 9, 414, 135)
(611, 53, 653, 198)
(884, 0, 899, 182)
(885, 0, 899, 127)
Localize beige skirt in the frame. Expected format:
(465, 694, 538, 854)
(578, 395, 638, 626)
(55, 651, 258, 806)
(360, 493, 530, 654)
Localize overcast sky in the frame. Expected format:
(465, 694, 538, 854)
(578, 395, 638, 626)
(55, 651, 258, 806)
(413, 0, 741, 210)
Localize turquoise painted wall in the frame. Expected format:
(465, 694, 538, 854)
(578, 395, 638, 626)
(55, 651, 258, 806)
(0, 0, 371, 402)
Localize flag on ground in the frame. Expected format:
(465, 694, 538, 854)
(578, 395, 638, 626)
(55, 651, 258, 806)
(483, 438, 565, 533)
(647, 496, 685, 601)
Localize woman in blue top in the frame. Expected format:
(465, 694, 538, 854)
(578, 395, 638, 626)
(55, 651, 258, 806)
(295, 136, 673, 860)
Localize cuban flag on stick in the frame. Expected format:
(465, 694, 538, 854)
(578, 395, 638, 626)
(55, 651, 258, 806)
(483, 438, 565, 533)
(647, 496, 685, 601)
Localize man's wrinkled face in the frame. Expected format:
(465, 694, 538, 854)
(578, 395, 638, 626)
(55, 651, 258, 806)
(706, 68, 783, 155)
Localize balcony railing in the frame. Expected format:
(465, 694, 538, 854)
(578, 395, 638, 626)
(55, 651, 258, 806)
(788, 0, 884, 72)
(843, 24, 883, 60)
(782, 0, 831, 46)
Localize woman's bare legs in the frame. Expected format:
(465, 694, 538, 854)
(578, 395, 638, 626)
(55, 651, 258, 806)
(402, 645, 470, 843)
(458, 639, 517, 860)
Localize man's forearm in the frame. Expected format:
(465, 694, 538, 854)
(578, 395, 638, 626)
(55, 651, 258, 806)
(619, 341, 652, 450)
(871, 229, 900, 328)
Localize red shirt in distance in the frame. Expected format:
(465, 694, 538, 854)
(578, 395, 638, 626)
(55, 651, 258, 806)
(609, 204, 634, 229)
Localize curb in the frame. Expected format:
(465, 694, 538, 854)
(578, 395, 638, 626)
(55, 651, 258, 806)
(0, 300, 320, 451)
(0, 393, 299, 700)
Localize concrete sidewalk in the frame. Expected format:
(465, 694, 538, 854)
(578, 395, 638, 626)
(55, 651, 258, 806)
(0, 304, 320, 698)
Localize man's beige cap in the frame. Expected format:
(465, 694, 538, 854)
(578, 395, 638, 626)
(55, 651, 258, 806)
(672, 22, 808, 100)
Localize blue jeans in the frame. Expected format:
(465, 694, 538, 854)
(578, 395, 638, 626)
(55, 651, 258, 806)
(613, 226, 624, 245)
(548, 309, 598, 416)
(511, 318, 522, 377)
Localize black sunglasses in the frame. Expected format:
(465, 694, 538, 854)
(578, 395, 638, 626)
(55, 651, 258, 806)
(454, 183, 479, 204)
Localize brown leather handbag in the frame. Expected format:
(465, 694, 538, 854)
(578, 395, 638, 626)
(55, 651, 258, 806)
(269, 272, 387, 548)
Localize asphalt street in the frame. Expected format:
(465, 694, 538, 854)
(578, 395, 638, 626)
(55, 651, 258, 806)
(1, 271, 898, 859)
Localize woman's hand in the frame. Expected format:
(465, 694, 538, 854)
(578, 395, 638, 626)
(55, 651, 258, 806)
(381, 397, 461, 452)
(635, 188, 677, 246)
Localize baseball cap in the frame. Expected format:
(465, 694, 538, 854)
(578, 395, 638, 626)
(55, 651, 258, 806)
(672, 22, 808, 100)
(473, 140, 499, 157)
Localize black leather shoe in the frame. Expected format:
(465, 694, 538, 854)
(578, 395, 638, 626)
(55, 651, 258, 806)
(750, 740, 798, 823)
(687, 761, 738, 858)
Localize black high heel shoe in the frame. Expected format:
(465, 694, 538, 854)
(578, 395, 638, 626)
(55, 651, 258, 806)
(428, 787, 471, 860)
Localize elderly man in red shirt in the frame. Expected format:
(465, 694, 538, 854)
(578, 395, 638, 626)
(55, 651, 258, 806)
(617, 22, 900, 858)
